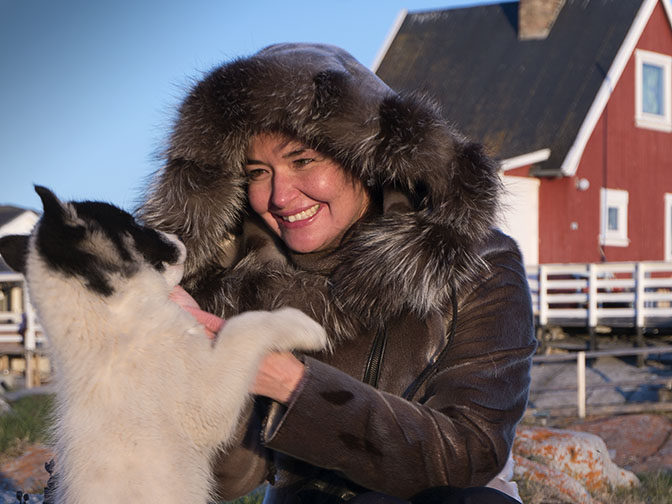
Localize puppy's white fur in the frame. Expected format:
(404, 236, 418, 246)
(24, 223, 327, 504)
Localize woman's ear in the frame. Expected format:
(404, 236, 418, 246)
(0, 234, 29, 273)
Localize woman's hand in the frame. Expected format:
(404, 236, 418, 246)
(251, 352, 306, 405)
(170, 285, 224, 339)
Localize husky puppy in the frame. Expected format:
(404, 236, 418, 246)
(0, 186, 328, 504)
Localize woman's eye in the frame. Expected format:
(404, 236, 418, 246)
(293, 158, 314, 167)
(246, 168, 268, 180)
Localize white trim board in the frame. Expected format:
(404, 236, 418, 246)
(371, 9, 408, 72)
(560, 0, 672, 176)
(500, 149, 551, 171)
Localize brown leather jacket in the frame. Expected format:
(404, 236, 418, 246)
(207, 229, 535, 503)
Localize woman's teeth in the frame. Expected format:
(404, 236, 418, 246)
(282, 204, 320, 223)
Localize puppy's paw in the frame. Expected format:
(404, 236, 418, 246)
(270, 307, 330, 353)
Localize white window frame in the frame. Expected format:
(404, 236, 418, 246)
(600, 188, 629, 247)
(635, 49, 672, 132)
(665, 193, 672, 261)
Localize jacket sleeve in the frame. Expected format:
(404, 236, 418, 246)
(210, 400, 272, 500)
(260, 248, 536, 498)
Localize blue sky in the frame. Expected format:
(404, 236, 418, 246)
(0, 0, 499, 211)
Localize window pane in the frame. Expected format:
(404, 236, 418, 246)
(608, 207, 619, 231)
(643, 63, 664, 116)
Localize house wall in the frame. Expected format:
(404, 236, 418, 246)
(539, 0, 672, 264)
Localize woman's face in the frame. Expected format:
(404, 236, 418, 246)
(245, 133, 370, 253)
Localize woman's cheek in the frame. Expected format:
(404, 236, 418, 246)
(247, 182, 268, 215)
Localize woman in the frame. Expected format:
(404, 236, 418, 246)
(141, 43, 536, 503)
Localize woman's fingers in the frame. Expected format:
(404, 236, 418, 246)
(170, 285, 225, 338)
(169, 285, 201, 310)
(183, 306, 225, 334)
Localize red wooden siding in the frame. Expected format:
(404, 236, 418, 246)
(538, 0, 672, 264)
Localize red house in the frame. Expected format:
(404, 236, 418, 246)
(375, 0, 672, 267)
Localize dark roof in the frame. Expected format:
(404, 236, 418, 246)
(376, 0, 645, 171)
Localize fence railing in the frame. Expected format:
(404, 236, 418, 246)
(526, 261, 672, 331)
(529, 346, 672, 419)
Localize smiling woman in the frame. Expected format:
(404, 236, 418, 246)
(137, 42, 537, 504)
(245, 132, 370, 253)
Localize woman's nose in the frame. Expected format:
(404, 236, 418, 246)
(269, 170, 297, 209)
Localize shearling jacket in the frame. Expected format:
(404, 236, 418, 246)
(139, 43, 537, 502)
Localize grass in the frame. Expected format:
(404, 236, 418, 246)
(0, 394, 54, 458)
(609, 471, 672, 504)
(220, 486, 265, 503)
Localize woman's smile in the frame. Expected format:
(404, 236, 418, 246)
(274, 203, 321, 225)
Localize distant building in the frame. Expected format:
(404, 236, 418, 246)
(0, 206, 38, 272)
(376, 0, 672, 265)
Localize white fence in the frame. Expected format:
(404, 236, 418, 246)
(526, 261, 672, 330)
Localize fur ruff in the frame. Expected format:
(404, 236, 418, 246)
(140, 43, 502, 335)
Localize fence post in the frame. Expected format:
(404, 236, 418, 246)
(539, 265, 548, 327)
(635, 263, 645, 367)
(577, 351, 586, 418)
(10, 286, 22, 317)
(588, 264, 598, 350)
(23, 283, 36, 389)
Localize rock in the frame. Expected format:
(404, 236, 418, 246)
(566, 413, 672, 474)
(514, 426, 639, 495)
(0, 444, 53, 496)
(513, 455, 600, 504)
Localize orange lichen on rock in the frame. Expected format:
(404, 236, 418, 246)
(514, 426, 639, 495)
(513, 454, 600, 504)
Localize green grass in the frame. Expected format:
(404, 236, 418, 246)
(610, 471, 672, 504)
(0, 394, 54, 456)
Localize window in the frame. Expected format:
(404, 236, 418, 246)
(600, 188, 629, 247)
(635, 49, 672, 132)
(665, 194, 672, 261)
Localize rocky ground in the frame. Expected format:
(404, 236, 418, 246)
(0, 444, 50, 503)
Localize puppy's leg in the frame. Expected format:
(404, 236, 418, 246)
(193, 309, 327, 447)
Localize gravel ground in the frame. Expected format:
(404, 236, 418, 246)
(0, 489, 43, 503)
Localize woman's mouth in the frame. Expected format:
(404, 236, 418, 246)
(280, 204, 320, 223)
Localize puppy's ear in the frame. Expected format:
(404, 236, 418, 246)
(35, 185, 68, 221)
(0, 235, 29, 273)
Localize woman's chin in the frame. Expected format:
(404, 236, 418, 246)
(283, 238, 323, 254)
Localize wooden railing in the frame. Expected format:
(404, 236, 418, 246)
(0, 271, 45, 388)
(526, 261, 672, 332)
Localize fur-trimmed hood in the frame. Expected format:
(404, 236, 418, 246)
(140, 43, 502, 332)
